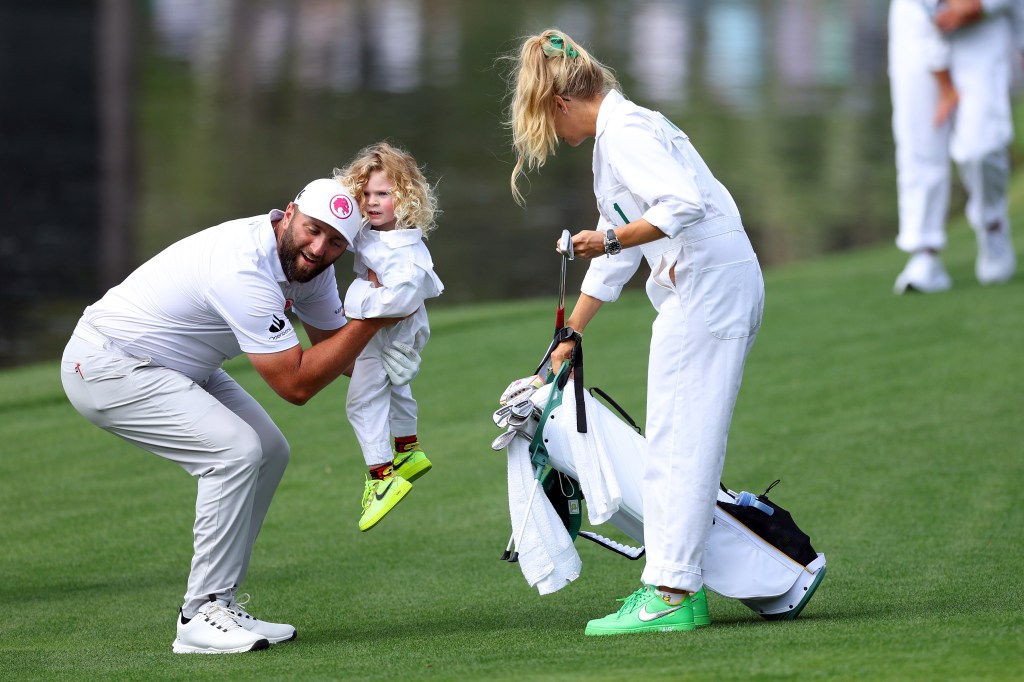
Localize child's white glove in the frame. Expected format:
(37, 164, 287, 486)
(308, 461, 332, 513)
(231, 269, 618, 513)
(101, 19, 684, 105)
(383, 341, 421, 386)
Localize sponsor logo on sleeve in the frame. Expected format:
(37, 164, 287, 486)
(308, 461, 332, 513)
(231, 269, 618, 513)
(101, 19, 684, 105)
(269, 315, 286, 333)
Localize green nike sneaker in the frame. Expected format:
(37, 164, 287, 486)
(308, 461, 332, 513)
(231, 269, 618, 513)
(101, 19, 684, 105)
(690, 586, 711, 627)
(358, 473, 412, 532)
(393, 444, 432, 483)
(584, 585, 695, 636)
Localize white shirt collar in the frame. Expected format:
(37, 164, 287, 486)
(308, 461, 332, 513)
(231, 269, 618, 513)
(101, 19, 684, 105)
(362, 226, 424, 247)
(263, 209, 288, 283)
(595, 89, 627, 142)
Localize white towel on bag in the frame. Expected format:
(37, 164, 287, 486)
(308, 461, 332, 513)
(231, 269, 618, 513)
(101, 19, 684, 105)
(506, 434, 581, 595)
(546, 381, 623, 525)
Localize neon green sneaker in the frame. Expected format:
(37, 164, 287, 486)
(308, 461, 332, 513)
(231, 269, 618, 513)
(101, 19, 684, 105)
(690, 586, 711, 627)
(358, 473, 412, 532)
(584, 585, 695, 636)
(393, 443, 432, 483)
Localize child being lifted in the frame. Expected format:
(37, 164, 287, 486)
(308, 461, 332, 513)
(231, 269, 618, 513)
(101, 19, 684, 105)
(337, 142, 444, 531)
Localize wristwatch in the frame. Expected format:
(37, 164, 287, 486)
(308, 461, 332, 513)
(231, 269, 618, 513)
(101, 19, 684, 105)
(603, 228, 622, 256)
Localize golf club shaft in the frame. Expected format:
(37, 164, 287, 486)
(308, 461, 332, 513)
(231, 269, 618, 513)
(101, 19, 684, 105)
(556, 254, 567, 329)
(513, 476, 542, 557)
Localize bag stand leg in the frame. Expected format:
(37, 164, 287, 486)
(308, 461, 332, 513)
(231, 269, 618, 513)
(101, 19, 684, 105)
(738, 554, 827, 620)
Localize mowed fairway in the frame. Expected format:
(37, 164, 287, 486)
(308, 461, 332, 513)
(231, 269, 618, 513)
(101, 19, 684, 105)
(1, 216, 1023, 680)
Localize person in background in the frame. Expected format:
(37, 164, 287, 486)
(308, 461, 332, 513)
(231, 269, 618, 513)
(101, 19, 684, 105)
(889, 0, 1020, 293)
(504, 28, 764, 635)
(60, 178, 421, 654)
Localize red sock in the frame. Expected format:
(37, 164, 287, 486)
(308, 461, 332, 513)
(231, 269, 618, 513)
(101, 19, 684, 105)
(369, 463, 394, 480)
(394, 436, 418, 453)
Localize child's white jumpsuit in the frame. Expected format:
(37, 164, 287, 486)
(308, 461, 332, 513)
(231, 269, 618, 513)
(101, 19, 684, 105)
(344, 226, 443, 466)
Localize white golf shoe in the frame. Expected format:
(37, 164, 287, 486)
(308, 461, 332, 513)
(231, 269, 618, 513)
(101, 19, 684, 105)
(975, 224, 1016, 285)
(225, 594, 297, 643)
(893, 251, 952, 294)
(172, 601, 269, 654)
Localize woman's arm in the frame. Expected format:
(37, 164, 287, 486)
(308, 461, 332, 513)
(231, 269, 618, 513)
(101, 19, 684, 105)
(568, 218, 667, 259)
(551, 292, 604, 373)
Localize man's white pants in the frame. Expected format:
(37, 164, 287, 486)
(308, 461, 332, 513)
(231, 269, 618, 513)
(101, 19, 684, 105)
(60, 324, 289, 617)
(640, 229, 764, 593)
(888, 0, 1014, 253)
(346, 308, 429, 466)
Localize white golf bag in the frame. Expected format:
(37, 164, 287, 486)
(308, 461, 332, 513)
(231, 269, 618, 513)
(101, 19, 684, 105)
(495, 375, 827, 620)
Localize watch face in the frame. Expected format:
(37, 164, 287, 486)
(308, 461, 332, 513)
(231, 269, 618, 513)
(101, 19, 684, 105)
(605, 230, 621, 254)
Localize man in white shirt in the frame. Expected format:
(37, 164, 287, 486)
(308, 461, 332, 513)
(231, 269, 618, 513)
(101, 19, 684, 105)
(59, 178, 421, 654)
(889, 0, 1020, 292)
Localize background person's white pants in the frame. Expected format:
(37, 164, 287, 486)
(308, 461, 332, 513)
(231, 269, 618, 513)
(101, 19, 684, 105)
(888, 0, 1014, 253)
(60, 327, 289, 617)
(346, 308, 429, 466)
(640, 229, 764, 594)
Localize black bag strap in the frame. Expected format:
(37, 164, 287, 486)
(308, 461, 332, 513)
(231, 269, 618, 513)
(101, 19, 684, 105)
(535, 326, 587, 433)
(587, 386, 642, 434)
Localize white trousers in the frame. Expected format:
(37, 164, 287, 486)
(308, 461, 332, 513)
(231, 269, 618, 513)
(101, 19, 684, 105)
(346, 307, 429, 466)
(640, 229, 764, 593)
(888, 0, 1014, 253)
(60, 323, 289, 617)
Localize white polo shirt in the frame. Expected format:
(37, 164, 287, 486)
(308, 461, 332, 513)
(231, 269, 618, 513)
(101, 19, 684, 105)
(83, 210, 346, 382)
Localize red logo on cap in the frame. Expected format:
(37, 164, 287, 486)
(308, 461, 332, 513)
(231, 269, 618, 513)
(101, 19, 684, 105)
(330, 194, 353, 220)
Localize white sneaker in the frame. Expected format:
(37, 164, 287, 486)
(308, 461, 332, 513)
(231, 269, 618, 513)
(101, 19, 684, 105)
(172, 601, 269, 654)
(226, 594, 297, 643)
(976, 224, 1016, 285)
(894, 252, 952, 294)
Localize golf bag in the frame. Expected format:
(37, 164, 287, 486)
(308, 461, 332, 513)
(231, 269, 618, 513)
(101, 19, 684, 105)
(496, 373, 827, 620)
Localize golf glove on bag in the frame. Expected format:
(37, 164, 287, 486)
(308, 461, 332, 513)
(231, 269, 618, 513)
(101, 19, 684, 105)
(383, 341, 421, 386)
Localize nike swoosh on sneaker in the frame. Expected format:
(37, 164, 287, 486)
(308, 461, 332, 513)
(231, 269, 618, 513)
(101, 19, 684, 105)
(394, 453, 412, 468)
(374, 480, 394, 501)
(637, 604, 685, 622)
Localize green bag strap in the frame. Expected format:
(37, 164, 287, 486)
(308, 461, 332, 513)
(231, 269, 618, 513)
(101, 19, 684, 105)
(526, 362, 570, 479)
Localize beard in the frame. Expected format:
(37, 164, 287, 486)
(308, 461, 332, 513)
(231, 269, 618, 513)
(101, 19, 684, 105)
(278, 220, 330, 283)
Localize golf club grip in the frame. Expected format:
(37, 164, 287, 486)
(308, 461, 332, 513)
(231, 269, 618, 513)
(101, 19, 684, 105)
(556, 308, 564, 328)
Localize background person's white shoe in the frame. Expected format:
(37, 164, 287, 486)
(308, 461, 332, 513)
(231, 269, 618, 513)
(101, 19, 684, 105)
(894, 251, 952, 294)
(226, 594, 297, 643)
(172, 601, 269, 654)
(975, 225, 1016, 285)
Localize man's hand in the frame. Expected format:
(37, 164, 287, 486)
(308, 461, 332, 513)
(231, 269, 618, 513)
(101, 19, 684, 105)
(383, 341, 421, 385)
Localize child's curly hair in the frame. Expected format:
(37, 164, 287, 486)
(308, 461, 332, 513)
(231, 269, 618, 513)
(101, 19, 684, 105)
(335, 142, 440, 237)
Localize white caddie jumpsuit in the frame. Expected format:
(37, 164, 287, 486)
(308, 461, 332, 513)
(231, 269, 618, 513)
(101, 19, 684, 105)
(343, 226, 443, 466)
(888, 0, 1019, 252)
(59, 211, 346, 617)
(582, 89, 765, 593)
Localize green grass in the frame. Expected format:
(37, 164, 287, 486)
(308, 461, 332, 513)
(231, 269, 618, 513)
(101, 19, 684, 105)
(2, 219, 1023, 681)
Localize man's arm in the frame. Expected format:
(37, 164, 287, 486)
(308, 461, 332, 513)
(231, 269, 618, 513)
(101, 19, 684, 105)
(248, 318, 389, 405)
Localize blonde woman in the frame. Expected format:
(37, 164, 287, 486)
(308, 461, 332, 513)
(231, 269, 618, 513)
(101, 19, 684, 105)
(337, 142, 444, 532)
(505, 29, 764, 635)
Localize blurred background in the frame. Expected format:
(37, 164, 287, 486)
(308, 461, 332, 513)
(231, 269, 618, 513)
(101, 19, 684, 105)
(2, 0, 900, 367)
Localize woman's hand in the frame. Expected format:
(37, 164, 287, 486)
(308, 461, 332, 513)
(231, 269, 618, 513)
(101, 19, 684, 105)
(550, 338, 578, 375)
(558, 230, 605, 259)
(367, 268, 381, 287)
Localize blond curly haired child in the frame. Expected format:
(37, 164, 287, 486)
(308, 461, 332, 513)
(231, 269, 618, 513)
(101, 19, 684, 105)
(336, 142, 444, 531)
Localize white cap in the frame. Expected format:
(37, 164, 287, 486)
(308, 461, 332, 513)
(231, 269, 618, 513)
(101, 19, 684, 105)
(293, 179, 362, 245)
